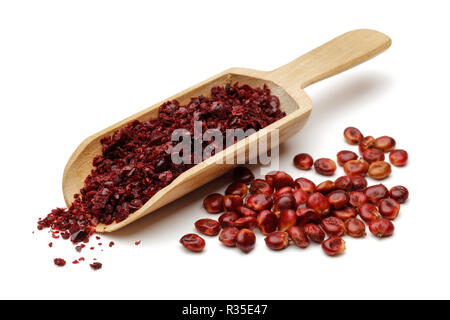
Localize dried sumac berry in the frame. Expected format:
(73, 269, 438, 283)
(321, 216, 345, 237)
(203, 193, 224, 214)
(368, 161, 392, 180)
(273, 186, 293, 199)
(334, 176, 352, 192)
(333, 207, 357, 221)
(232, 166, 254, 184)
(195, 219, 221, 236)
(265, 171, 294, 189)
(295, 178, 316, 194)
(246, 193, 273, 211)
(293, 188, 308, 206)
(343, 159, 369, 176)
(314, 158, 337, 176)
(223, 195, 243, 211)
(236, 205, 257, 218)
(369, 219, 394, 238)
(389, 149, 408, 167)
(336, 150, 358, 166)
(322, 237, 346, 256)
(378, 198, 400, 220)
(359, 136, 375, 154)
(273, 193, 297, 213)
(389, 185, 409, 203)
(307, 192, 330, 215)
(327, 190, 350, 209)
(54, 258, 66, 267)
(362, 148, 385, 163)
(219, 227, 239, 247)
(349, 191, 368, 208)
(180, 234, 205, 252)
(296, 207, 322, 225)
(288, 226, 309, 248)
(236, 229, 256, 253)
(345, 218, 366, 238)
(249, 179, 274, 195)
(265, 232, 290, 250)
(316, 180, 336, 194)
(257, 210, 278, 235)
(293, 153, 314, 170)
(344, 127, 364, 145)
(374, 136, 396, 152)
(278, 209, 297, 232)
(304, 223, 325, 243)
(358, 203, 381, 223)
(225, 182, 248, 197)
(218, 211, 240, 228)
(364, 184, 389, 203)
(348, 174, 367, 191)
(234, 216, 257, 230)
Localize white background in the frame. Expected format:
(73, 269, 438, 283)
(1, 0, 449, 299)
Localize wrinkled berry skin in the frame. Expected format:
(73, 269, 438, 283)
(219, 227, 239, 247)
(265, 171, 294, 189)
(180, 234, 205, 252)
(369, 219, 394, 238)
(194, 219, 221, 236)
(349, 191, 368, 208)
(390, 186, 409, 203)
(365, 184, 389, 203)
(304, 223, 325, 243)
(236, 229, 256, 253)
(246, 193, 273, 211)
(345, 218, 366, 238)
(257, 210, 278, 235)
(322, 237, 346, 256)
(359, 136, 375, 154)
(358, 203, 381, 223)
(307, 192, 330, 215)
(295, 178, 316, 194)
(334, 176, 352, 192)
(288, 226, 309, 248)
(321, 216, 345, 237)
(250, 179, 274, 195)
(234, 216, 257, 230)
(314, 158, 337, 176)
(223, 195, 243, 211)
(349, 174, 367, 191)
(296, 207, 322, 225)
(293, 153, 314, 170)
(218, 211, 240, 228)
(378, 198, 400, 220)
(232, 166, 254, 184)
(344, 127, 364, 145)
(327, 190, 349, 209)
(265, 232, 290, 250)
(225, 182, 248, 197)
(203, 193, 224, 213)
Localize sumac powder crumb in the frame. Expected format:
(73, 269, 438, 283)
(54, 258, 66, 267)
(109, 241, 115, 247)
(90, 262, 102, 270)
(38, 83, 285, 244)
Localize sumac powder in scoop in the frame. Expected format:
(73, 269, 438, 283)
(38, 83, 285, 243)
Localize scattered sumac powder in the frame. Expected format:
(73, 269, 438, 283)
(38, 83, 285, 245)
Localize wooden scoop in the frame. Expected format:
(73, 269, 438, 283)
(62, 29, 391, 232)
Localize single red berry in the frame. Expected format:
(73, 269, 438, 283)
(389, 149, 408, 167)
(180, 234, 205, 252)
(345, 218, 366, 238)
(265, 232, 290, 250)
(369, 219, 394, 238)
(314, 158, 337, 176)
(322, 237, 346, 256)
(293, 153, 314, 170)
(389, 186, 409, 203)
(344, 127, 364, 145)
(378, 198, 400, 220)
(236, 229, 256, 253)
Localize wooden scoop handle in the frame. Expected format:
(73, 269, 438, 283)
(269, 29, 391, 89)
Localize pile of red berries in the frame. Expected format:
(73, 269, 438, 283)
(180, 127, 409, 256)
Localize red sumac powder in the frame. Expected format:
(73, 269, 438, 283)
(38, 83, 285, 243)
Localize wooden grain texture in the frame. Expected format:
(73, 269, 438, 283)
(62, 29, 391, 232)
